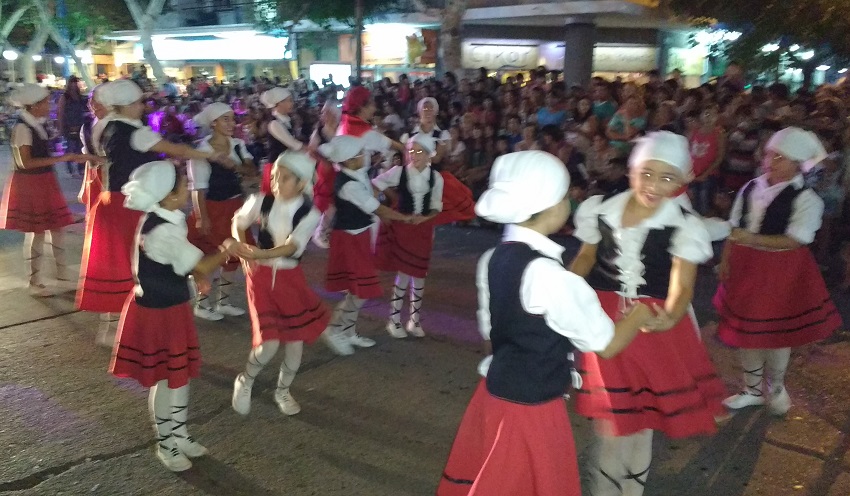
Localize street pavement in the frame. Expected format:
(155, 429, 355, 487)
(2, 152, 850, 496)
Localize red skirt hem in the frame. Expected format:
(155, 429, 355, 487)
(109, 298, 201, 389)
(325, 230, 383, 299)
(374, 218, 435, 278)
(246, 264, 331, 347)
(575, 291, 726, 439)
(434, 172, 475, 225)
(714, 244, 841, 348)
(0, 170, 74, 232)
(437, 380, 581, 496)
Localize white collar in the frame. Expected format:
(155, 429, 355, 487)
(19, 110, 48, 140)
(413, 124, 440, 135)
(598, 191, 686, 230)
(502, 224, 565, 262)
(755, 173, 804, 190)
(341, 166, 370, 181)
(273, 111, 291, 126)
(406, 164, 431, 176)
(150, 207, 186, 225)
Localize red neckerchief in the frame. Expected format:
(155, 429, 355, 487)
(339, 113, 373, 138)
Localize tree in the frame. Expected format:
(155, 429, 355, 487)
(124, 0, 168, 85)
(410, 0, 466, 77)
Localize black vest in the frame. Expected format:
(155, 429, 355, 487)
(397, 166, 436, 215)
(81, 114, 95, 155)
(740, 180, 807, 235)
(266, 119, 290, 164)
(15, 119, 52, 175)
(206, 144, 245, 201)
(585, 195, 681, 300)
(333, 172, 373, 231)
(102, 120, 159, 191)
(134, 214, 192, 308)
(257, 194, 313, 261)
(486, 242, 577, 404)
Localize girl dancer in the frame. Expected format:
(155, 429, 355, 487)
(77, 80, 234, 346)
(437, 151, 653, 496)
(310, 99, 341, 249)
(372, 133, 444, 338)
(715, 127, 840, 415)
(0, 84, 98, 296)
(570, 131, 726, 496)
(109, 161, 248, 472)
(188, 102, 257, 321)
(230, 151, 331, 416)
(318, 135, 413, 356)
(260, 87, 304, 194)
(78, 84, 109, 217)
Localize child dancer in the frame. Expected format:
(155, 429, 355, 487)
(78, 84, 109, 217)
(372, 133, 444, 338)
(188, 102, 257, 321)
(230, 151, 331, 416)
(109, 161, 247, 472)
(437, 151, 654, 496)
(318, 135, 413, 356)
(310, 99, 341, 248)
(77, 80, 234, 346)
(570, 131, 726, 496)
(715, 127, 840, 415)
(259, 87, 305, 194)
(0, 84, 98, 296)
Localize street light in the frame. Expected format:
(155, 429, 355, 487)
(800, 50, 815, 60)
(839, 68, 848, 74)
(32, 54, 42, 62)
(816, 65, 831, 71)
(3, 50, 18, 82)
(54, 56, 65, 64)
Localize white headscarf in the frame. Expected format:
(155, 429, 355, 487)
(629, 131, 693, 177)
(319, 135, 365, 164)
(260, 87, 292, 109)
(766, 127, 828, 172)
(410, 132, 437, 157)
(475, 151, 570, 224)
(417, 97, 438, 114)
(99, 80, 143, 107)
(122, 161, 177, 212)
(194, 102, 234, 129)
(274, 150, 316, 194)
(8, 84, 48, 107)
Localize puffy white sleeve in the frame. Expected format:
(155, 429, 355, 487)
(268, 120, 304, 151)
(11, 123, 32, 148)
(188, 158, 212, 191)
(233, 138, 253, 162)
(371, 166, 403, 191)
(429, 171, 444, 212)
(141, 223, 204, 276)
(288, 208, 321, 257)
(232, 193, 263, 236)
(669, 215, 713, 264)
(338, 181, 380, 214)
(361, 129, 392, 152)
(520, 258, 615, 352)
(130, 126, 163, 152)
(786, 190, 824, 245)
(476, 249, 495, 340)
(728, 182, 749, 228)
(573, 195, 604, 244)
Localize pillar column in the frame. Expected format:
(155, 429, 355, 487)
(563, 15, 596, 88)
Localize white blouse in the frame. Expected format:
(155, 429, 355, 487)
(188, 136, 253, 192)
(372, 165, 444, 215)
(139, 208, 204, 278)
(574, 191, 713, 299)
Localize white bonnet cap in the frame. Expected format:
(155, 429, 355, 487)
(8, 84, 48, 107)
(122, 161, 177, 212)
(194, 102, 233, 128)
(475, 151, 570, 224)
(629, 131, 692, 176)
(319, 135, 365, 164)
(410, 132, 437, 157)
(766, 127, 828, 172)
(274, 150, 316, 193)
(99, 80, 143, 107)
(260, 87, 292, 109)
(417, 97, 438, 114)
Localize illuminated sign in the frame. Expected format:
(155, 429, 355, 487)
(134, 33, 293, 61)
(461, 43, 540, 70)
(592, 46, 657, 73)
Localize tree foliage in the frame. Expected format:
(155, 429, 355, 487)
(254, 0, 403, 33)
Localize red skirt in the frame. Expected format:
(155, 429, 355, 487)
(246, 264, 331, 347)
(437, 381, 581, 496)
(81, 166, 103, 215)
(187, 196, 247, 272)
(109, 297, 201, 389)
(435, 172, 476, 226)
(325, 230, 382, 299)
(313, 159, 337, 213)
(714, 243, 840, 348)
(260, 162, 273, 195)
(0, 170, 73, 232)
(76, 192, 143, 313)
(575, 291, 726, 439)
(374, 218, 435, 278)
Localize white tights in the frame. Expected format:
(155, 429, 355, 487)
(738, 348, 792, 396)
(591, 428, 653, 496)
(389, 273, 426, 325)
(241, 339, 304, 394)
(329, 293, 367, 338)
(24, 229, 66, 286)
(148, 381, 192, 450)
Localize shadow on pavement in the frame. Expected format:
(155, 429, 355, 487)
(180, 456, 279, 496)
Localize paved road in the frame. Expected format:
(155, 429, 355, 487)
(2, 151, 850, 495)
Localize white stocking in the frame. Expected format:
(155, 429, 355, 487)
(590, 430, 653, 496)
(24, 232, 45, 286)
(390, 273, 410, 325)
(276, 341, 303, 393)
(317, 205, 335, 238)
(48, 229, 68, 281)
(340, 294, 366, 338)
(148, 380, 173, 450)
(765, 348, 791, 394)
(409, 276, 425, 325)
(738, 349, 767, 397)
(622, 430, 653, 496)
(169, 384, 192, 443)
(196, 271, 220, 310)
(217, 270, 234, 309)
(242, 339, 280, 387)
